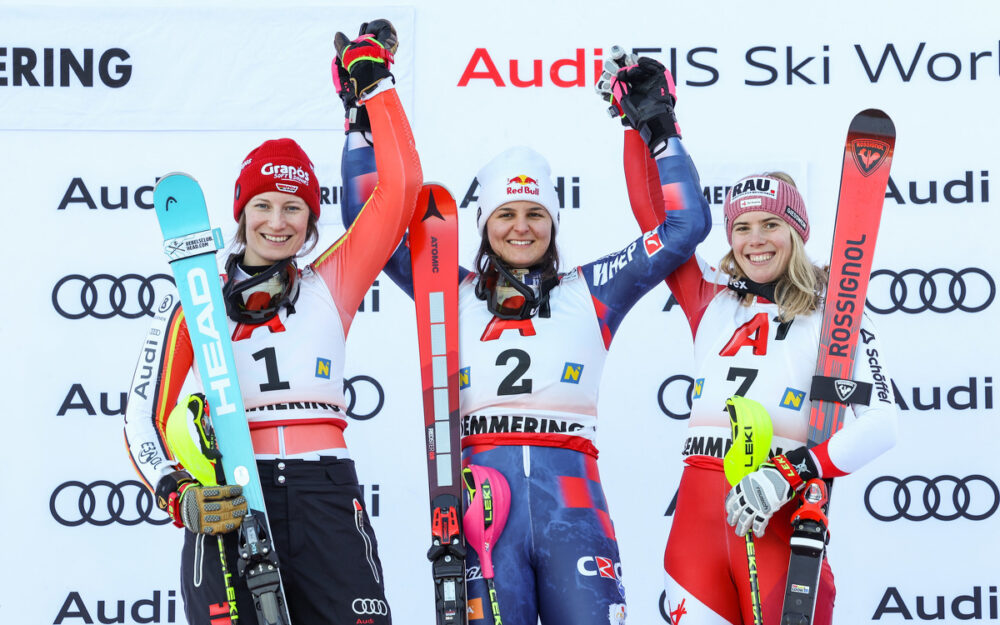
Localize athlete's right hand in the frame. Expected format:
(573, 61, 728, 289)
(334, 19, 398, 100)
(155, 471, 247, 535)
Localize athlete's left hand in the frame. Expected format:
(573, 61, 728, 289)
(595, 47, 638, 126)
(725, 464, 794, 537)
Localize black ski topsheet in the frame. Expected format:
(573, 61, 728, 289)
(781, 110, 895, 625)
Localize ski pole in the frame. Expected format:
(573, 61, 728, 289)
(723, 396, 775, 625)
(463, 465, 512, 625)
(165, 394, 239, 622)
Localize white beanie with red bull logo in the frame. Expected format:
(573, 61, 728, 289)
(475, 146, 560, 235)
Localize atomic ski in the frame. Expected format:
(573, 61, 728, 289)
(153, 173, 292, 625)
(780, 110, 896, 625)
(409, 183, 467, 624)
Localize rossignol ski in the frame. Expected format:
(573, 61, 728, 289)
(153, 173, 292, 625)
(780, 109, 896, 625)
(409, 184, 467, 624)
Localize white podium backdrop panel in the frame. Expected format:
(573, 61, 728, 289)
(1, 1, 997, 624)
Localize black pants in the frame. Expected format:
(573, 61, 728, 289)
(180, 457, 390, 624)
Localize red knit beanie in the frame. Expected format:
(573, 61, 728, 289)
(233, 138, 321, 220)
(723, 174, 809, 244)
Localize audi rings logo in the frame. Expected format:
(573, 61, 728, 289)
(658, 375, 693, 420)
(352, 598, 389, 616)
(866, 268, 995, 314)
(52, 274, 175, 319)
(344, 375, 385, 420)
(50, 480, 170, 526)
(864, 475, 999, 521)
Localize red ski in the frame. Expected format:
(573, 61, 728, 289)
(781, 109, 896, 625)
(409, 183, 467, 624)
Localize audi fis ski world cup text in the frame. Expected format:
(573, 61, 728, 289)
(457, 42, 1000, 87)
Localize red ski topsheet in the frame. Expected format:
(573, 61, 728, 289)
(408, 183, 462, 496)
(808, 109, 896, 445)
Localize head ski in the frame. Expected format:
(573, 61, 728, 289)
(153, 173, 292, 625)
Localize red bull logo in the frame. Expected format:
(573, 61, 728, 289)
(506, 174, 540, 196)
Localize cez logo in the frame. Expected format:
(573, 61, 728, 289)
(576, 555, 622, 580)
(0, 47, 132, 87)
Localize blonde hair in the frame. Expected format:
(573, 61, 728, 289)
(721, 171, 826, 320)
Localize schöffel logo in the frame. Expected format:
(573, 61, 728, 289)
(52, 274, 175, 320)
(50, 480, 170, 526)
(866, 267, 995, 314)
(0, 47, 132, 88)
(852, 138, 890, 176)
(864, 474, 998, 521)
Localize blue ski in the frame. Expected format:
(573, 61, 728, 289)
(153, 172, 292, 625)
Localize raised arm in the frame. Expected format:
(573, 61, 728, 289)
(313, 26, 422, 332)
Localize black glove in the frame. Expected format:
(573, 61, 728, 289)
(155, 470, 247, 535)
(334, 19, 398, 102)
(614, 57, 681, 156)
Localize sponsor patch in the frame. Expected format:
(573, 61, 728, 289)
(692, 378, 704, 399)
(459, 367, 470, 389)
(740, 198, 763, 208)
(608, 603, 626, 624)
(315, 358, 331, 379)
(780, 387, 806, 410)
(275, 183, 299, 193)
(561, 362, 584, 384)
(643, 230, 664, 256)
(467, 597, 485, 620)
(784, 205, 807, 231)
(729, 176, 778, 200)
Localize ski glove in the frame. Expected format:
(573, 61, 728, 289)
(606, 57, 681, 157)
(156, 470, 247, 535)
(334, 19, 398, 100)
(332, 20, 397, 132)
(595, 46, 638, 128)
(724, 447, 820, 537)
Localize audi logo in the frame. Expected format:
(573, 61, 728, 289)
(52, 274, 175, 320)
(344, 375, 385, 421)
(352, 597, 389, 616)
(50, 480, 170, 526)
(864, 475, 999, 521)
(657, 375, 693, 420)
(866, 268, 995, 314)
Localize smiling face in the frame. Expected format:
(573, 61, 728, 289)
(730, 211, 793, 284)
(241, 191, 310, 265)
(485, 201, 553, 268)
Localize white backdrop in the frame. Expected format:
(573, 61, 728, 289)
(2, 1, 998, 624)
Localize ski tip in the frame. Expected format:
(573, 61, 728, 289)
(153, 172, 199, 191)
(421, 181, 454, 196)
(850, 109, 895, 138)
